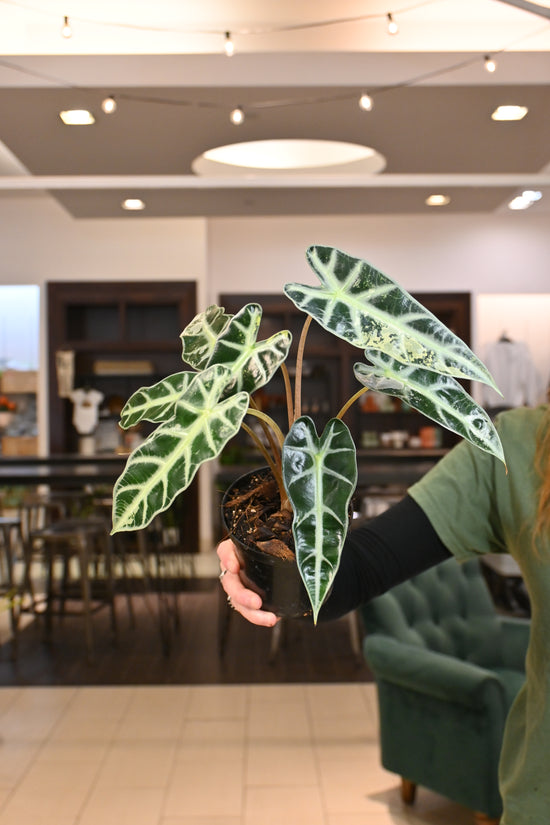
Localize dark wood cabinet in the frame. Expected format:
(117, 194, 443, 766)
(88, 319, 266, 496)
(47, 281, 197, 453)
(47, 280, 199, 549)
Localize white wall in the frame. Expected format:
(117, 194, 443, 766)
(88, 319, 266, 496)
(0, 195, 207, 286)
(207, 213, 550, 300)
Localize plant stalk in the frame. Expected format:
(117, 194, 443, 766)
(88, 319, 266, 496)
(240, 421, 288, 508)
(280, 362, 294, 430)
(336, 387, 369, 421)
(294, 315, 312, 422)
(248, 396, 283, 474)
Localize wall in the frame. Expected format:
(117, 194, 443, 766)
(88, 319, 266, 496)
(207, 213, 550, 300)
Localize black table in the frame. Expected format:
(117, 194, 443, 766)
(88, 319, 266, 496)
(0, 454, 128, 487)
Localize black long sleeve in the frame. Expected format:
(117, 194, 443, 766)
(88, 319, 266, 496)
(318, 494, 451, 621)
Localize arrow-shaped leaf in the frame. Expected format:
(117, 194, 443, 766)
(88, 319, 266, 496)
(112, 364, 249, 533)
(119, 372, 195, 429)
(282, 416, 357, 623)
(180, 305, 233, 370)
(208, 303, 292, 395)
(354, 350, 505, 464)
(284, 245, 499, 391)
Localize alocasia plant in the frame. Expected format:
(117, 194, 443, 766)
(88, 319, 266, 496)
(111, 245, 504, 622)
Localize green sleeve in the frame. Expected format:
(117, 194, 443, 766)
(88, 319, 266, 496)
(408, 438, 507, 561)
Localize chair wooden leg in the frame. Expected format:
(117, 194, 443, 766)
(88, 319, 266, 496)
(401, 777, 417, 805)
(474, 813, 500, 825)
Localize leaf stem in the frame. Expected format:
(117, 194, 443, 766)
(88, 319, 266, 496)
(280, 361, 294, 430)
(246, 407, 286, 450)
(240, 422, 280, 475)
(248, 396, 282, 475)
(336, 387, 369, 420)
(240, 421, 288, 507)
(294, 315, 312, 422)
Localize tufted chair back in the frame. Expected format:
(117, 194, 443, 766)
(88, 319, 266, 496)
(361, 558, 505, 670)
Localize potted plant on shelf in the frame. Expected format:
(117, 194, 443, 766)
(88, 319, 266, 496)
(0, 394, 16, 431)
(111, 246, 504, 622)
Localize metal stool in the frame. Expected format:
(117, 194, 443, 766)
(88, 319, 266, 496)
(29, 516, 118, 663)
(0, 514, 24, 659)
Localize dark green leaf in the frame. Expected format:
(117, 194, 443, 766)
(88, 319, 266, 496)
(282, 416, 357, 622)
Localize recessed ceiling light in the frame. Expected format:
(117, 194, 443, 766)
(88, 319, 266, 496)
(491, 105, 528, 122)
(59, 109, 95, 126)
(192, 139, 386, 177)
(121, 198, 146, 211)
(508, 190, 542, 210)
(425, 194, 451, 207)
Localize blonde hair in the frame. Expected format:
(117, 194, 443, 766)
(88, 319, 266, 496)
(534, 406, 550, 547)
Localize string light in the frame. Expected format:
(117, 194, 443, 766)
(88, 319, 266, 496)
(386, 13, 399, 35)
(484, 55, 497, 73)
(101, 96, 117, 114)
(230, 107, 245, 125)
(61, 15, 72, 38)
(359, 93, 373, 111)
(224, 32, 235, 57)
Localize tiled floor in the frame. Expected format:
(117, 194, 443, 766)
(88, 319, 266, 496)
(0, 682, 474, 825)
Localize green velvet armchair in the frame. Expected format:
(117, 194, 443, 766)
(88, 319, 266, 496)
(360, 558, 529, 824)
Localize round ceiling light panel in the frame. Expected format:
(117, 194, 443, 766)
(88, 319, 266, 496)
(192, 139, 386, 176)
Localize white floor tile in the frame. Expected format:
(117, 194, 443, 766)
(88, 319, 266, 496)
(186, 684, 248, 719)
(244, 784, 325, 825)
(0, 742, 41, 788)
(161, 819, 240, 825)
(165, 744, 244, 818)
(94, 741, 177, 788)
(246, 741, 318, 787)
(78, 786, 165, 825)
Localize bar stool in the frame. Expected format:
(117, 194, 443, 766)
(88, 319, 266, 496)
(28, 516, 118, 663)
(0, 514, 24, 659)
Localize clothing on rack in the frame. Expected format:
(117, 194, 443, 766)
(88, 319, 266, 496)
(482, 337, 543, 409)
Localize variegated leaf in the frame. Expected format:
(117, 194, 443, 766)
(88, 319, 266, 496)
(354, 350, 505, 463)
(180, 305, 233, 370)
(112, 364, 249, 533)
(282, 416, 357, 623)
(208, 303, 292, 395)
(119, 371, 195, 429)
(284, 245, 499, 391)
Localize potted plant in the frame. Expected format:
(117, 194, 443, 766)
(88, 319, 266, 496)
(111, 246, 504, 622)
(0, 394, 16, 430)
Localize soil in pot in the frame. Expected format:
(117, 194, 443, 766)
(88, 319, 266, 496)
(221, 467, 313, 618)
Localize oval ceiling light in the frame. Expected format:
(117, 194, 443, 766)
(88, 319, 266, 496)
(491, 105, 528, 122)
(121, 198, 146, 211)
(192, 139, 386, 177)
(59, 109, 95, 126)
(425, 194, 451, 207)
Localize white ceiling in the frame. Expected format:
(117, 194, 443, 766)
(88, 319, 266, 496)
(0, 0, 549, 218)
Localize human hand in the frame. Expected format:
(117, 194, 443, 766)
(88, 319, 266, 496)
(217, 538, 280, 627)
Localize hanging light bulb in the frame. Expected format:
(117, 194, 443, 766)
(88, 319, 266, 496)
(386, 13, 398, 35)
(230, 107, 245, 125)
(224, 32, 235, 57)
(484, 55, 497, 73)
(359, 93, 373, 112)
(101, 96, 117, 114)
(61, 15, 72, 38)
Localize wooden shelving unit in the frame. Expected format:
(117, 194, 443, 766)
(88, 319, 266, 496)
(46, 281, 200, 550)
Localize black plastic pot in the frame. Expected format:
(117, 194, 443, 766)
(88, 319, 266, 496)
(221, 466, 312, 619)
